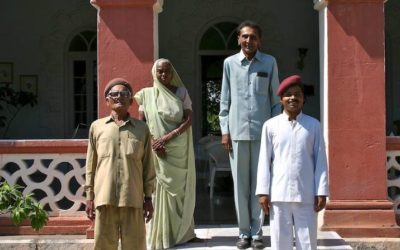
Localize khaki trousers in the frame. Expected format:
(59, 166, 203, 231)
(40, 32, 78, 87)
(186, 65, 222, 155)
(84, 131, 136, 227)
(95, 205, 146, 250)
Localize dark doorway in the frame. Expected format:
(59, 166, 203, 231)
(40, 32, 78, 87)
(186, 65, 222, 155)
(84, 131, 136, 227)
(201, 55, 226, 136)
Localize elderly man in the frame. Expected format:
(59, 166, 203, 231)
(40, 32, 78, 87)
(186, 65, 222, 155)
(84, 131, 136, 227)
(85, 78, 155, 250)
(219, 20, 281, 249)
(256, 75, 329, 250)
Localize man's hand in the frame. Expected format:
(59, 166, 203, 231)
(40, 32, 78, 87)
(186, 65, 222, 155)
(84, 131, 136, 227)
(314, 196, 327, 212)
(86, 200, 95, 221)
(258, 195, 270, 215)
(221, 134, 232, 152)
(143, 199, 154, 223)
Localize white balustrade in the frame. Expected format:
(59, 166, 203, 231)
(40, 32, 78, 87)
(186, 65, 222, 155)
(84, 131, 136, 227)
(1, 147, 399, 217)
(0, 153, 86, 216)
(387, 150, 400, 215)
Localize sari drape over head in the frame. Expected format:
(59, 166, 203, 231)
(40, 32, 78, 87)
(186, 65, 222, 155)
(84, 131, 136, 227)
(134, 59, 196, 249)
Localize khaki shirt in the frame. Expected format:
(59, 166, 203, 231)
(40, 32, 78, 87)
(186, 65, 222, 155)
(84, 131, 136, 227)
(85, 116, 155, 208)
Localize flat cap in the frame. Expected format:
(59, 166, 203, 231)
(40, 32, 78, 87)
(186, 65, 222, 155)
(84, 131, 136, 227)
(277, 75, 303, 96)
(104, 78, 132, 97)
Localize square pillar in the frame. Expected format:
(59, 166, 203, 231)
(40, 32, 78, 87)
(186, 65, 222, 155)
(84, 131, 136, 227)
(90, 0, 157, 118)
(321, 0, 400, 237)
(87, 0, 157, 238)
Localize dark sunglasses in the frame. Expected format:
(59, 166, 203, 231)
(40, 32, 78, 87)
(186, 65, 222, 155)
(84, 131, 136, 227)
(108, 91, 131, 98)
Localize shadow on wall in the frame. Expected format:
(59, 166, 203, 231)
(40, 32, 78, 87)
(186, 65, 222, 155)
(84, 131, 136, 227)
(328, 2, 384, 58)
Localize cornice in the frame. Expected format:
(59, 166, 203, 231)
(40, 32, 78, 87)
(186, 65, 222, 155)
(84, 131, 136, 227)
(314, 0, 386, 11)
(314, 0, 328, 11)
(327, 0, 385, 3)
(90, 0, 156, 8)
(153, 0, 163, 13)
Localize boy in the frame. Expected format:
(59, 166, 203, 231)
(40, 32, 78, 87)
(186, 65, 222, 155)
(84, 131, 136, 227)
(256, 75, 329, 250)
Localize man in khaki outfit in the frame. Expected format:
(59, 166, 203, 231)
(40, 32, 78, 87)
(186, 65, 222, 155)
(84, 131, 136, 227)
(85, 78, 155, 250)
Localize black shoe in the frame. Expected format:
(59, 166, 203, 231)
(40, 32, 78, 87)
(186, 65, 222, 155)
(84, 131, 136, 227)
(251, 239, 265, 249)
(236, 238, 251, 249)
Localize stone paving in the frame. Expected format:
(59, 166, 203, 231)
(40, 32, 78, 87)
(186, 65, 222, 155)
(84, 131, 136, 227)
(0, 225, 352, 250)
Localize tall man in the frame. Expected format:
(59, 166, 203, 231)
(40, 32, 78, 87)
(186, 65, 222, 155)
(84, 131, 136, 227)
(85, 78, 155, 250)
(219, 20, 281, 249)
(256, 75, 329, 250)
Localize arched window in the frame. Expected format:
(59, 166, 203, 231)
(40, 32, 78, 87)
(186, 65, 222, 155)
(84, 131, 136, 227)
(67, 30, 97, 138)
(199, 22, 238, 50)
(199, 22, 238, 135)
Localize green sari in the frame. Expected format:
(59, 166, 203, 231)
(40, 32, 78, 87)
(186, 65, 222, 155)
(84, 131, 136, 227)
(134, 59, 196, 249)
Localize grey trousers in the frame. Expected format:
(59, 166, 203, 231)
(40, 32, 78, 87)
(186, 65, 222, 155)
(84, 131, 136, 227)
(230, 140, 264, 239)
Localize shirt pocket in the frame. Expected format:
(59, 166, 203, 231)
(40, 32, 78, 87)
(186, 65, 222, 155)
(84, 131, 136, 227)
(126, 138, 143, 160)
(254, 73, 269, 96)
(97, 138, 112, 159)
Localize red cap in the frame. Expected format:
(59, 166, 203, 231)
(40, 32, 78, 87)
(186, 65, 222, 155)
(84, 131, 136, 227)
(104, 78, 132, 97)
(276, 75, 303, 96)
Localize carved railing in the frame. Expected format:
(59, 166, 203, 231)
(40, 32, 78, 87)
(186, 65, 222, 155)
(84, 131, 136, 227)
(1, 138, 399, 217)
(387, 136, 400, 215)
(0, 140, 87, 216)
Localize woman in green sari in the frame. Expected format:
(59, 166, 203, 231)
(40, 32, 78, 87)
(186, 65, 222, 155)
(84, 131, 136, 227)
(134, 59, 198, 249)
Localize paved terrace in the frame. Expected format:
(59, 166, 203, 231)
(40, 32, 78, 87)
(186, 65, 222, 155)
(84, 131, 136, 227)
(0, 225, 352, 250)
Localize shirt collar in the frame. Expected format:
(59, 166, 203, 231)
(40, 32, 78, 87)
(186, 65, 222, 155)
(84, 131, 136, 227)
(105, 114, 135, 126)
(281, 111, 303, 121)
(239, 50, 261, 62)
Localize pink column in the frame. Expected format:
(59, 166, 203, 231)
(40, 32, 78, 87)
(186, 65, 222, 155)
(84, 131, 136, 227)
(87, 0, 156, 238)
(90, 0, 156, 118)
(321, 0, 400, 237)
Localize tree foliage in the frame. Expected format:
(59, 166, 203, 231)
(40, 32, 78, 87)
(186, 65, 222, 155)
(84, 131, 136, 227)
(0, 181, 48, 230)
(205, 80, 221, 134)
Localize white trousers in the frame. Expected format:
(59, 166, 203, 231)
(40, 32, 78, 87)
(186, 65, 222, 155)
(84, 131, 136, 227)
(270, 202, 317, 250)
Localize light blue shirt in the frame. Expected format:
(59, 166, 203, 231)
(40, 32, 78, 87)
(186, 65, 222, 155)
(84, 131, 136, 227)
(219, 50, 281, 140)
(255, 112, 329, 204)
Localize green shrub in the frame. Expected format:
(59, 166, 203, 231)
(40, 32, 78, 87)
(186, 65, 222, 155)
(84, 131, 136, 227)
(0, 181, 48, 230)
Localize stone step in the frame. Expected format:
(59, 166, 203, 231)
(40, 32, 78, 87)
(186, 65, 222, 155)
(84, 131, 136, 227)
(0, 225, 353, 250)
(0, 217, 91, 235)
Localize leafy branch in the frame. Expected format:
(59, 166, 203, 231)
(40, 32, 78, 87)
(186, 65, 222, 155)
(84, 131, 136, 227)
(205, 80, 221, 134)
(0, 181, 48, 230)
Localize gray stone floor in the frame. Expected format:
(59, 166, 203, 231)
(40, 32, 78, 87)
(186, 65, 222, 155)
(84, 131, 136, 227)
(0, 225, 352, 250)
(174, 225, 352, 249)
(5, 162, 399, 249)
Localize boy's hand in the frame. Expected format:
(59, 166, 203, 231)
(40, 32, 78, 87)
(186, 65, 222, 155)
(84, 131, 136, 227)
(314, 196, 327, 212)
(258, 195, 270, 215)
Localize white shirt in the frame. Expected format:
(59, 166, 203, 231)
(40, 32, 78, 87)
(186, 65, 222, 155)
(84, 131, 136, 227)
(255, 112, 329, 204)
